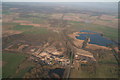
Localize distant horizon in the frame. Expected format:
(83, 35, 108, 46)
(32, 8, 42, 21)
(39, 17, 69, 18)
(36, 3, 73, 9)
(2, 0, 120, 2)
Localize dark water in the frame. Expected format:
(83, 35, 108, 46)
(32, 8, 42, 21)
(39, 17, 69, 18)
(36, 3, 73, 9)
(76, 30, 115, 46)
(49, 68, 65, 78)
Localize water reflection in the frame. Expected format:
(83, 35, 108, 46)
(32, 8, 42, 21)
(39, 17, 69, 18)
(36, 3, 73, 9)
(76, 30, 115, 46)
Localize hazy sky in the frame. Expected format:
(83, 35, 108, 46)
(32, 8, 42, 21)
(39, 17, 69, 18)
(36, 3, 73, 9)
(2, 0, 120, 2)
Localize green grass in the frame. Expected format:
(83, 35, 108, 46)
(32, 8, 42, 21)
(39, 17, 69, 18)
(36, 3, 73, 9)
(15, 17, 47, 24)
(70, 49, 118, 78)
(70, 64, 118, 78)
(13, 66, 33, 78)
(95, 64, 118, 78)
(23, 27, 49, 34)
(2, 11, 12, 15)
(68, 21, 81, 23)
(98, 61, 118, 65)
(2, 51, 26, 78)
(12, 25, 33, 31)
(0, 52, 2, 79)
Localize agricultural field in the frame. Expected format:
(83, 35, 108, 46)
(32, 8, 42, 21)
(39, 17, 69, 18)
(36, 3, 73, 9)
(12, 25, 34, 31)
(2, 2, 119, 79)
(70, 49, 118, 78)
(22, 27, 50, 34)
(2, 51, 27, 78)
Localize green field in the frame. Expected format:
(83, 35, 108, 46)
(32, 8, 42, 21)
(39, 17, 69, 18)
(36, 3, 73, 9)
(15, 17, 47, 24)
(70, 49, 118, 78)
(70, 56, 118, 78)
(2, 51, 27, 78)
(23, 27, 49, 34)
(70, 64, 118, 78)
(12, 25, 34, 31)
(12, 24, 51, 35)
(68, 21, 81, 23)
(13, 66, 33, 78)
(2, 11, 12, 15)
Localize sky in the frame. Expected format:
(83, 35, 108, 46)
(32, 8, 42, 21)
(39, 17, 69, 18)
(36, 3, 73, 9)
(2, 0, 120, 2)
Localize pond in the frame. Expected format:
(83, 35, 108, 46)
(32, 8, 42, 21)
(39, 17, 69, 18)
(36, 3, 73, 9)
(76, 30, 115, 46)
(49, 68, 65, 78)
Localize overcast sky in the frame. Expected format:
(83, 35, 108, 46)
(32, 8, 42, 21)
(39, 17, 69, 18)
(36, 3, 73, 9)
(2, 0, 120, 2)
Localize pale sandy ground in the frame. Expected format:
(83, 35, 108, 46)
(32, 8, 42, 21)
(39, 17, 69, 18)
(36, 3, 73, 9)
(68, 32, 112, 50)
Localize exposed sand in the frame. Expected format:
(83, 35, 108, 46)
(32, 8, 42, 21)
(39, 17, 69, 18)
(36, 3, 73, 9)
(68, 32, 111, 50)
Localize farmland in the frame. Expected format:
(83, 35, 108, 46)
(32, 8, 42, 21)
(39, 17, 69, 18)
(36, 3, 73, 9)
(22, 27, 50, 34)
(12, 25, 33, 31)
(2, 2, 119, 79)
(70, 48, 118, 78)
(2, 50, 37, 78)
(2, 51, 27, 78)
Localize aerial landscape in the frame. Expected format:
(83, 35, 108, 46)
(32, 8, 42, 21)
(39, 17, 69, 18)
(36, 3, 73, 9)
(2, 2, 119, 79)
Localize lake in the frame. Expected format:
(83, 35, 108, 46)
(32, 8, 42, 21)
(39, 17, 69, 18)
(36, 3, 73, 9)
(76, 30, 115, 46)
(49, 68, 65, 78)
